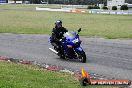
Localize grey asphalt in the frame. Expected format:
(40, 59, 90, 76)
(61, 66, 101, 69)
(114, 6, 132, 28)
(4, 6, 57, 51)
(0, 33, 132, 80)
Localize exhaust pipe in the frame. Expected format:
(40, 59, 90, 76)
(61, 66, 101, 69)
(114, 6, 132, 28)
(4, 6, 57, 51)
(49, 48, 58, 54)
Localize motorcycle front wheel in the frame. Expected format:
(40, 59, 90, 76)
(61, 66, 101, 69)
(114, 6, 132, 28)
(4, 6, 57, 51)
(77, 51, 86, 63)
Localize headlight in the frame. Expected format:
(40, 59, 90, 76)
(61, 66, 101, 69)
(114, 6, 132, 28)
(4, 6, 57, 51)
(72, 38, 79, 43)
(67, 45, 72, 48)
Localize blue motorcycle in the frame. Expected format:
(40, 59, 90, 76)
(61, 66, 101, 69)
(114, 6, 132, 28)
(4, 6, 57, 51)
(49, 28, 86, 63)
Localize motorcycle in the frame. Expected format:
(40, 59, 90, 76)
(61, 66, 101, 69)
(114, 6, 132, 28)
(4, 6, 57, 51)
(49, 28, 86, 63)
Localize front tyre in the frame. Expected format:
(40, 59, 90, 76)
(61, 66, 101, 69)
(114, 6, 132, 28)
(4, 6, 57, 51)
(80, 78, 90, 86)
(78, 51, 86, 63)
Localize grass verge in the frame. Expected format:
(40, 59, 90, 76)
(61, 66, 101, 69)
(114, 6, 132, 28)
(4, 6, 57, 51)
(0, 61, 118, 88)
(0, 4, 132, 39)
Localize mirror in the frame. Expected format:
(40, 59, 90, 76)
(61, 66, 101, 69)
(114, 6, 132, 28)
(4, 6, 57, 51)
(78, 28, 81, 32)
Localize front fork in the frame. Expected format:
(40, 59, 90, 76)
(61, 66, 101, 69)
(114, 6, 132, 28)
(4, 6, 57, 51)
(74, 47, 84, 53)
(64, 47, 84, 59)
(74, 47, 84, 59)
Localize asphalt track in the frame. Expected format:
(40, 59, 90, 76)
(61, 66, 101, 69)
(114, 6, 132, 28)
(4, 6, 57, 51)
(0, 33, 132, 81)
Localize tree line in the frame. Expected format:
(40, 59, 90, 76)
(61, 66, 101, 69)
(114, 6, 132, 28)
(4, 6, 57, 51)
(30, 0, 107, 4)
(29, 0, 132, 4)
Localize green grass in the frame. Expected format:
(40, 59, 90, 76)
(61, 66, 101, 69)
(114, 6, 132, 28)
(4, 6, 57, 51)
(0, 61, 117, 88)
(0, 4, 132, 39)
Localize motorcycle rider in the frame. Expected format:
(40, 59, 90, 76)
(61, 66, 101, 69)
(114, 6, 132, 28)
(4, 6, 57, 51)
(50, 20, 68, 57)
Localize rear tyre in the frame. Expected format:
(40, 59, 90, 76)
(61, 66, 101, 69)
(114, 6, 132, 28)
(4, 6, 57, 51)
(59, 54, 65, 59)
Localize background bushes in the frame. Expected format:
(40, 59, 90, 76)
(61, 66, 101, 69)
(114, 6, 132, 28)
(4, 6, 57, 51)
(112, 6, 117, 10)
(102, 6, 108, 10)
(87, 6, 100, 9)
(120, 5, 128, 10)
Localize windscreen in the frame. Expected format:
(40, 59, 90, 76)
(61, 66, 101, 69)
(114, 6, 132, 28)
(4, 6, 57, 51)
(63, 32, 76, 39)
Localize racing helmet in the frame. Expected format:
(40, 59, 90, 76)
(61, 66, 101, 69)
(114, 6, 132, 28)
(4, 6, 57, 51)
(55, 20, 62, 28)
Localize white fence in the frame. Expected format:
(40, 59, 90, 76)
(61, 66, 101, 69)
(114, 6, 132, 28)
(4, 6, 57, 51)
(89, 9, 132, 15)
(36, 7, 71, 12)
(16, 1, 22, 4)
(8, 1, 22, 4)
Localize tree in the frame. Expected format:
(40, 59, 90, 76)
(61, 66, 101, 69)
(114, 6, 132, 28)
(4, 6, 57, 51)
(97, 0, 107, 5)
(125, 0, 132, 4)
